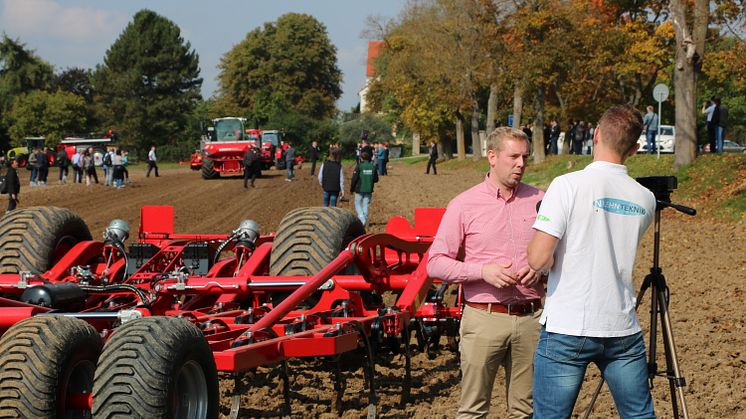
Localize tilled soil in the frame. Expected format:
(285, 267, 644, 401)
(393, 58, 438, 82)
(11, 161, 746, 418)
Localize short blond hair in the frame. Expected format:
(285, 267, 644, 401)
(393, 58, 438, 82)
(487, 127, 529, 152)
(598, 105, 643, 156)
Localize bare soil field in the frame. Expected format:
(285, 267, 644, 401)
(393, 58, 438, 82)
(9, 160, 746, 418)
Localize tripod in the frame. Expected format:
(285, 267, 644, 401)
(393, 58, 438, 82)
(583, 197, 695, 419)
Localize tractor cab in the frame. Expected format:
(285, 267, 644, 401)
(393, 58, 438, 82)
(212, 117, 247, 141)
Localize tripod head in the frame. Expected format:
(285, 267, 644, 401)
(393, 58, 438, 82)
(636, 176, 696, 216)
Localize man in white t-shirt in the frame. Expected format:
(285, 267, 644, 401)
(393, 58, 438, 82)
(527, 105, 656, 418)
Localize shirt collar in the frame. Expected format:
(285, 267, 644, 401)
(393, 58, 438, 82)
(587, 161, 628, 174)
(483, 173, 520, 201)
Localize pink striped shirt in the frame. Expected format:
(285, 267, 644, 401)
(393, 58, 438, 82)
(427, 176, 545, 304)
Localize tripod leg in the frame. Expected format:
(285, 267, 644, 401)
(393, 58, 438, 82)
(656, 286, 690, 419)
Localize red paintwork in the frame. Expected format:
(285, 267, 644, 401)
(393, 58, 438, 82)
(0, 205, 460, 413)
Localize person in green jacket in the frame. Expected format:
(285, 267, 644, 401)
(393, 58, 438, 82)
(350, 151, 379, 225)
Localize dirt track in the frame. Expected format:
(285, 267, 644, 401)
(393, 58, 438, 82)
(11, 161, 746, 418)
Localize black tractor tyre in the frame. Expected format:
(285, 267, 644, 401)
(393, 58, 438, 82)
(201, 158, 219, 179)
(270, 207, 365, 276)
(0, 316, 103, 418)
(92, 316, 219, 419)
(0, 207, 92, 274)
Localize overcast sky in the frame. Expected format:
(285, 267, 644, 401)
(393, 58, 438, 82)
(0, 0, 404, 110)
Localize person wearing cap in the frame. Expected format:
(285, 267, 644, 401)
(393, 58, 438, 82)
(428, 127, 545, 418)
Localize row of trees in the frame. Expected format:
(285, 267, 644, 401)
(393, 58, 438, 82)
(365, 0, 746, 168)
(1, 10, 351, 160)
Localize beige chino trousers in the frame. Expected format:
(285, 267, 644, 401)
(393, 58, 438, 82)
(456, 304, 542, 419)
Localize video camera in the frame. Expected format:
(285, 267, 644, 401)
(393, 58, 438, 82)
(636, 176, 676, 203)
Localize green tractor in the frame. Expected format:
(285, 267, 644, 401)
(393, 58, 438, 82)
(6, 137, 47, 168)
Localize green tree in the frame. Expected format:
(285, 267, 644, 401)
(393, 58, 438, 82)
(0, 35, 54, 150)
(217, 13, 342, 124)
(92, 9, 202, 151)
(6, 90, 88, 146)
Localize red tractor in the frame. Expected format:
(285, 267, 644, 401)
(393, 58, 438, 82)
(0, 205, 460, 417)
(199, 117, 259, 179)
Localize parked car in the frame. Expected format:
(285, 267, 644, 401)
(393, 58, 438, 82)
(637, 125, 675, 153)
(723, 140, 746, 153)
(701, 140, 746, 153)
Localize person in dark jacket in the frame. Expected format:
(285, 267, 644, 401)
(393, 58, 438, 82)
(426, 141, 438, 175)
(57, 148, 70, 184)
(5, 158, 20, 213)
(309, 141, 321, 175)
(284, 142, 296, 181)
(350, 151, 379, 225)
(243, 145, 261, 189)
(318, 148, 344, 207)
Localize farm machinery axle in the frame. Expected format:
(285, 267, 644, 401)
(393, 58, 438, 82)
(0, 205, 460, 418)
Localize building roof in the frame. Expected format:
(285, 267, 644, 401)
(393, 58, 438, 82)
(366, 41, 385, 78)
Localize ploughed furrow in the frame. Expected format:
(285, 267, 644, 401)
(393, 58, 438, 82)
(0, 317, 101, 418)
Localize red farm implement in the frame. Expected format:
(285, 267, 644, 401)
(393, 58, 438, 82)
(0, 205, 461, 418)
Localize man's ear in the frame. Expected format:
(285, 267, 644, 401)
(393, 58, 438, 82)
(628, 142, 640, 156)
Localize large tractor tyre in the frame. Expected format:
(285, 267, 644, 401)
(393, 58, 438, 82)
(0, 207, 92, 275)
(270, 207, 365, 276)
(0, 316, 103, 418)
(92, 316, 219, 419)
(201, 159, 219, 179)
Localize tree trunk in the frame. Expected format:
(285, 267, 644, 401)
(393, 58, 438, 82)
(412, 133, 421, 156)
(471, 102, 481, 160)
(533, 87, 546, 164)
(456, 111, 466, 160)
(512, 83, 523, 129)
(671, 0, 703, 170)
(486, 83, 498, 135)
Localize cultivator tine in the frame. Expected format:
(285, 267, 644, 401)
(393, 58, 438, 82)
(331, 355, 345, 415)
(350, 320, 377, 419)
(228, 373, 245, 419)
(279, 360, 291, 419)
(400, 321, 412, 406)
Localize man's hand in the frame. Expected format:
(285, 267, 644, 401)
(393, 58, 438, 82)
(516, 266, 541, 287)
(482, 263, 517, 289)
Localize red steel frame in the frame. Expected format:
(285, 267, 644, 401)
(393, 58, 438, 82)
(0, 205, 461, 412)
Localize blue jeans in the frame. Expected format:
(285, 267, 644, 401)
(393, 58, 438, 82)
(533, 328, 654, 418)
(645, 129, 657, 153)
(322, 191, 338, 207)
(354, 193, 371, 225)
(716, 126, 725, 153)
(286, 162, 294, 179)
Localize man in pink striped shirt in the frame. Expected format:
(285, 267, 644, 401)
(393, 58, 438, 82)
(428, 126, 545, 419)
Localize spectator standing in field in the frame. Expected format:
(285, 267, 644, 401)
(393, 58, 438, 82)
(38, 147, 49, 185)
(716, 96, 728, 153)
(572, 121, 586, 155)
(84, 147, 99, 186)
(642, 105, 658, 154)
(56, 147, 69, 184)
(112, 149, 125, 188)
(428, 127, 545, 418)
(102, 147, 113, 185)
(426, 141, 438, 175)
(72, 149, 84, 183)
(350, 151, 378, 225)
(146, 146, 159, 177)
(242, 145, 261, 189)
(549, 120, 561, 155)
(309, 140, 321, 175)
(4, 158, 20, 214)
(318, 148, 344, 207)
(375, 143, 386, 175)
(702, 96, 719, 153)
(382, 143, 390, 175)
(528, 105, 656, 418)
(28, 148, 39, 186)
(586, 122, 595, 154)
(284, 142, 295, 182)
(121, 150, 130, 184)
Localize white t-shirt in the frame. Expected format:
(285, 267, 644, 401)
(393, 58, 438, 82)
(703, 104, 716, 122)
(533, 161, 655, 337)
